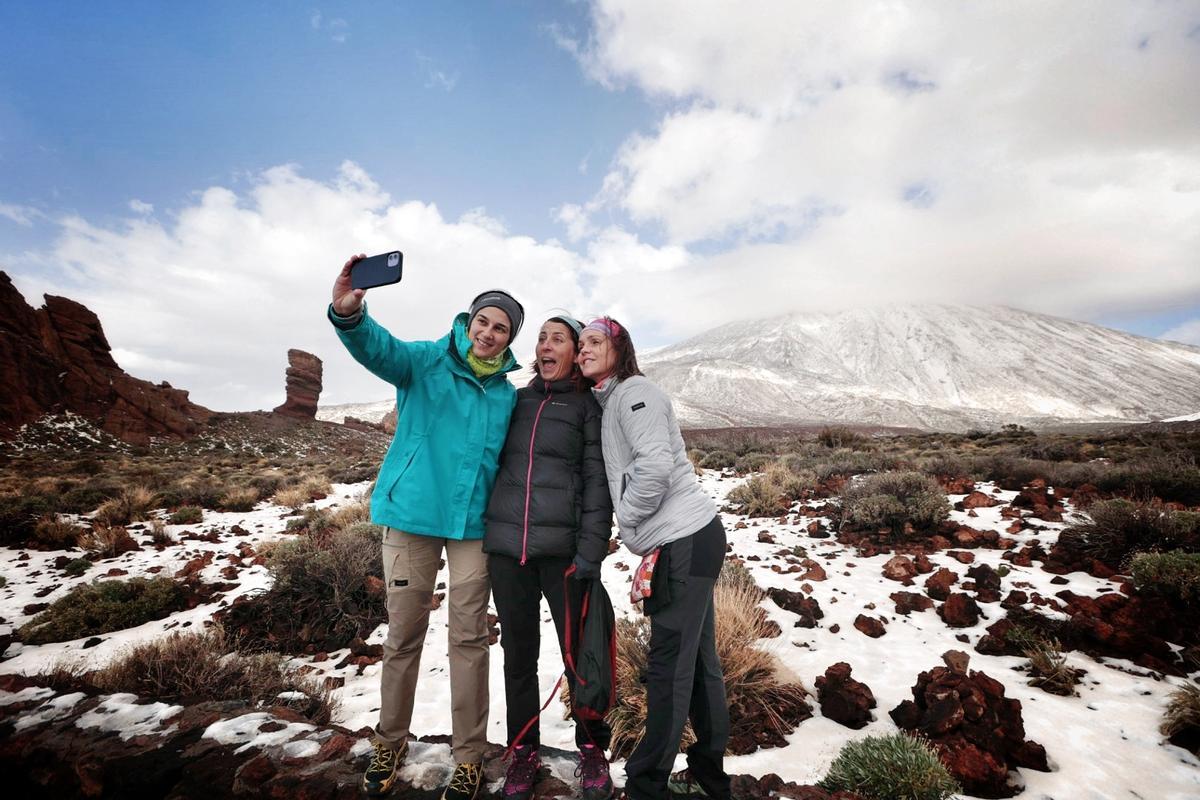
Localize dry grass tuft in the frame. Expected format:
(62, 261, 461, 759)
(1161, 682, 1200, 754)
(607, 568, 809, 759)
(82, 523, 139, 558)
(219, 486, 259, 512)
(273, 486, 311, 510)
(94, 626, 338, 724)
(1022, 637, 1083, 696)
(33, 514, 85, 549)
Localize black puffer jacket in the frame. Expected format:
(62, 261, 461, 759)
(483, 374, 612, 563)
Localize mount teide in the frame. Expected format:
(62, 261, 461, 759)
(639, 305, 1200, 431)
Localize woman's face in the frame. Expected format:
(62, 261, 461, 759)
(467, 307, 512, 360)
(577, 330, 617, 382)
(536, 321, 576, 382)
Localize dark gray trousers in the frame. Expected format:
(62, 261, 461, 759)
(625, 517, 731, 800)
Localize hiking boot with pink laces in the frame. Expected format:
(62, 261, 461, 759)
(502, 745, 541, 800)
(577, 744, 614, 800)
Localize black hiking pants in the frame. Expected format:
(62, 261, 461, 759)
(625, 515, 731, 800)
(488, 553, 612, 750)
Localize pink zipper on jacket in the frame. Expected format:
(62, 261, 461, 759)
(521, 389, 553, 565)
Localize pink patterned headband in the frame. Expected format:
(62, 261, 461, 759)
(583, 318, 622, 338)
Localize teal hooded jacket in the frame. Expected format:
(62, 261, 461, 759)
(330, 304, 519, 539)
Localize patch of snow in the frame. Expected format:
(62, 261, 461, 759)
(0, 686, 55, 706)
(74, 693, 182, 740)
(13, 692, 86, 731)
(203, 712, 317, 754)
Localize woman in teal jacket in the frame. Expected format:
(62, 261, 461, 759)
(330, 254, 522, 800)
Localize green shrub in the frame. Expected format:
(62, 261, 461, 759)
(734, 452, 774, 474)
(1131, 551, 1200, 605)
(0, 494, 55, 545)
(94, 627, 337, 724)
(698, 450, 737, 470)
(168, 505, 203, 525)
(158, 478, 225, 510)
(59, 485, 121, 514)
(818, 733, 960, 800)
(63, 558, 92, 577)
(327, 462, 377, 484)
(1059, 500, 1200, 568)
(284, 507, 336, 536)
(18, 577, 187, 644)
(837, 471, 950, 536)
(217, 523, 383, 653)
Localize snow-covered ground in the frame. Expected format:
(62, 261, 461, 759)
(2, 473, 1198, 799)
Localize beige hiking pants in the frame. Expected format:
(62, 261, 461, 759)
(376, 527, 491, 763)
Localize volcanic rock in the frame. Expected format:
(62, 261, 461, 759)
(0, 271, 212, 443)
(891, 591, 934, 615)
(939, 593, 982, 627)
(768, 588, 824, 628)
(272, 349, 323, 419)
(889, 651, 1049, 797)
(925, 567, 959, 601)
(853, 614, 886, 638)
(882, 555, 917, 584)
(814, 662, 876, 729)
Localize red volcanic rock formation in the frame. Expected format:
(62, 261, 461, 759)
(890, 650, 1048, 798)
(814, 662, 876, 729)
(0, 271, 211, 444)
(272, 349, 323, 419)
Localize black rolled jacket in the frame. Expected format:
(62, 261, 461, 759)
(483, 374, 613, 564)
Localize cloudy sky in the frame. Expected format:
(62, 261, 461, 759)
(2, 1, 1198, 411)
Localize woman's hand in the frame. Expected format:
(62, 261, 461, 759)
(332, 254, 367, 315)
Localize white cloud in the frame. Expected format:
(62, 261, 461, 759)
(8, 162, 593, 412)
(1161, 319, 1200, 346)
(553, 0, 1200, 331)
(0, 203, 39, 226)
(128, 199, 153, 215)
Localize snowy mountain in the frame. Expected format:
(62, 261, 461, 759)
(640, 305, 1200, 431)
(316, 399, 394, 425)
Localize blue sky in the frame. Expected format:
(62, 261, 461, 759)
(2, 2, 1198, 410)
(1, 1, 651, 244)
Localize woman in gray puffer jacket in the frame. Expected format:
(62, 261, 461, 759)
(483, 316, 614, 800)
(577, 317, 731, 800)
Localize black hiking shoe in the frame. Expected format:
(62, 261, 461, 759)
(501, 745, 541, 800)
(442, 761, 484, 800)
(576, 744, 614, 800)
(362, 740, 407, 796)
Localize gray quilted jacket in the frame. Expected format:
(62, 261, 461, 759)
(592, 376, 717, 556)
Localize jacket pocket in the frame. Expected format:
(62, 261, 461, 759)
(385, 434, 427, 498)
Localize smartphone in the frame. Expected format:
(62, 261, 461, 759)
(351, 251, 403, 290)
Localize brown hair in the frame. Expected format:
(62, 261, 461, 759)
(528, 318, 591, 392)
(601, 316, 643, 381)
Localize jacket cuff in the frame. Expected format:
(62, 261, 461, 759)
(328, 301, 366, 330)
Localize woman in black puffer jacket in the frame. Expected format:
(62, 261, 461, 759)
(484, 316, 614, 800)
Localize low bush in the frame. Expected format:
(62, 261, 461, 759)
(1161, 682, 1200, 755)
(0, 494, 55, 545)
(148, 518, 174, 545)
(219, 486, 259, 512)
(1058, 500, 1200, 569)
(607, 574, 809, 759)
(217, 522, 383, 653)
(33, 514, 85, 549)
(94, 627, 337, 724)
(158, 478, 225, 510)
(81, 523, 139, 558)
(836, 471, 950, 537)
(1022, 637, 1082, 696)
(698, 450, 737, 471)
(817, 426, 868, 449)
(328, 462, 378, 484)
(93, 485, 157, 526)
(273, 486, 311, 510)
(63, 558, 92, 577)
(726, 462, 815, 517)
(1131, 551, 1200, 605)
(59, 484, 121, 514)
(18, 577, 188, 644)
(818, 733, 961, 800)
(168, 505, 203, 525)
(284, 507, 336, 537)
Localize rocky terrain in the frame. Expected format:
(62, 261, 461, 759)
(1, 439, 1197, 799)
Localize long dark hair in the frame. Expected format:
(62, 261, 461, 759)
(600, 316, 643, 381)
